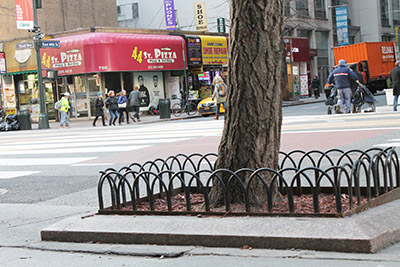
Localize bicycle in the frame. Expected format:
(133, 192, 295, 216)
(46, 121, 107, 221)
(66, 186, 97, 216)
(171, 98, 197, 117)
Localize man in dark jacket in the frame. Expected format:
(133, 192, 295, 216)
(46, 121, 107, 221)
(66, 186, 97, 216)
(311, 76, 320, 99)
(128, 86, 141, 122)
(390, 60, 400, 111)
(326, 59, 359, 113)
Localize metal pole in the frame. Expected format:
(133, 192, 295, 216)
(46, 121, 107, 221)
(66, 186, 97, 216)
(182, 40, 188, 98)
(32, 0, 49, 129)
(0, 74, 3, 111)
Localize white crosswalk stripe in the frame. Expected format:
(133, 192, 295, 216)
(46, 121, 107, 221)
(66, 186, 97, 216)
(0, 120, 224, 179)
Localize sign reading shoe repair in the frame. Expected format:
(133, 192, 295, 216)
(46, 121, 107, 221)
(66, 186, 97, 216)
(199, 36, 228, 65)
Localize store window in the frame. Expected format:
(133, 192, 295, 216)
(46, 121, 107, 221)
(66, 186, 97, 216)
(382, 35, 394, 41)
(18, 73, 55, 120)
(314, 0, 326, 19)
(381, 0, 390, 26)
(74, 75, 88, 118)
(297, 29, 310, 39)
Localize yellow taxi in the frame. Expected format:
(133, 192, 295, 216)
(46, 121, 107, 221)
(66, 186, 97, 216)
(197, 97, 225, 116)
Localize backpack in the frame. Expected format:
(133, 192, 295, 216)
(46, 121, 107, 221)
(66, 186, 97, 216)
(218, 83, 227, 97)
(54, 100, 62, 110)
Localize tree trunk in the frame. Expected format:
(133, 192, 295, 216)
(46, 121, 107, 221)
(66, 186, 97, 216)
(209, 0, 284, 206)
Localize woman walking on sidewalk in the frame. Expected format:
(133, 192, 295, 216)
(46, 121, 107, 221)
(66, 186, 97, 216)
(118, 90, 130, 124)
(211, 76, 227, 120)
(105, 90, 119, 126)
(93, 92, 106, 127)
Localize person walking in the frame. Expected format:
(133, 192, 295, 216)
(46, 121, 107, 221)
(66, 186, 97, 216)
(93, 92, 106, 127)
(311, 76, 320, 99)
(326, 59, 359, 113)
(118, 90, 130, 124)
(128, 86, 141, 122)
(59, 92, 71, 128)
(212, 76, 227, 120)
(105, 90, 119, 126)
(390, 60, 400, 111)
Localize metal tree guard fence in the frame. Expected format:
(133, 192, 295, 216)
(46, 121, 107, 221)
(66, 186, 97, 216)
(97, 148, 400, 217)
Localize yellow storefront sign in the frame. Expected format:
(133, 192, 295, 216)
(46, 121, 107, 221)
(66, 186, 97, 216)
(199, 36, 228, 65)
(3, 38, 37, 74)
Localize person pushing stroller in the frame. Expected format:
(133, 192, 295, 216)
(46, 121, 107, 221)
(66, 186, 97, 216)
(326, 59, 360, 114)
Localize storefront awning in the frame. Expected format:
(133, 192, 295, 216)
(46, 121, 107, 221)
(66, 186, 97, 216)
(40, 32, 187, 76)
(5, 70, 37, 75)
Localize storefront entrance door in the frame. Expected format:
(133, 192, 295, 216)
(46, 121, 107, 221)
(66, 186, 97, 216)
(88, 75, 100, 118)
(74, 76, 88, 118)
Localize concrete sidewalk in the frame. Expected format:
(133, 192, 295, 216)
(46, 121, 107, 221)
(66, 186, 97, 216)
(27, 96, 325, 130)
(41, 198, 400, 254)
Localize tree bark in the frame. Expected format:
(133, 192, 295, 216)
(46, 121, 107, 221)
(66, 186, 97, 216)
(209, 0, 284, 206)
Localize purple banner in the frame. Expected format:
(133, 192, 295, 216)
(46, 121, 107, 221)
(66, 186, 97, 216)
(164, 0, 176, 30)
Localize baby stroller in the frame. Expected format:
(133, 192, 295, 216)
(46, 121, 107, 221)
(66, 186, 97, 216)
(324, 85, 338, 114)
(351, 82, 377, 113)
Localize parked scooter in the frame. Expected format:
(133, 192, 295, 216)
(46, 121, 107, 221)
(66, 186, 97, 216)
(0, 109, 20, 131)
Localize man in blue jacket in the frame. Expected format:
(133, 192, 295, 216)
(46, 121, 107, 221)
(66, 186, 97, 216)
(326, 59, 359, 113)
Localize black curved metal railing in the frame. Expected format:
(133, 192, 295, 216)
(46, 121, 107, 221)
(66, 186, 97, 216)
(97, 148, 400, 216)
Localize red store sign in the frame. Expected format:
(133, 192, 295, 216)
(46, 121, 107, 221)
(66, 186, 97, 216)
(40, 32, 186, 76)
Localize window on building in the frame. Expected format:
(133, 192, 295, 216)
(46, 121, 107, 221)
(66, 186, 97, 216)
(331, 0, 349, 5)
(118, 2, 139, 20)
(132, 2, 139, 18)
(381, 0, 390, 26)
(382, 35, 394, 41)
(284, 0, 291, 16)
(297, 29, 310, 39)
(296, 0, 309, 17)
(393, 0, 400, 26)
(314, 0, 326, 19)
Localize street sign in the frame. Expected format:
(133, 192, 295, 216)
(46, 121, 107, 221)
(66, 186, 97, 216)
(40, 40, 60, 48)
(217, 17, 226, 33)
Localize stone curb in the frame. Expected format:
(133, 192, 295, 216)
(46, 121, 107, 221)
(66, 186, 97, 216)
(41, 199, 400, 253)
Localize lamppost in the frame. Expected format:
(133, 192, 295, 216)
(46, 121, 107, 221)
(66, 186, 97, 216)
(32, 0, 49, 129)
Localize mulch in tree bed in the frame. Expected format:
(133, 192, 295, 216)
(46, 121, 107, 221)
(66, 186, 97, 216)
(119, 192, 369, 216)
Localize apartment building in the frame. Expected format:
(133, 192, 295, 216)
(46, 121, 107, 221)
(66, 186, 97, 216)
(0, 0, 118, 41)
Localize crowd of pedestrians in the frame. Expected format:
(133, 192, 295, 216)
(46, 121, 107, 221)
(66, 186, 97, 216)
(95, 88, 142, 127)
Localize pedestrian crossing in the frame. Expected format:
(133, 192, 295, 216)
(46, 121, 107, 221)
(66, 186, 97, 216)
(0, 120, 224, 179)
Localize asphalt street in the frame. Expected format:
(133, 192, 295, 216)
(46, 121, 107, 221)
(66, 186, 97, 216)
(1, 94, 400, 266)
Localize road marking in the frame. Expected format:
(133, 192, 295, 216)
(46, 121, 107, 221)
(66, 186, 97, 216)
(374, 143, 400, 147)
(282, 127, 400, 134)
(0, 138, 188, 150)
(0, 188, 8, 195)
(0, 157, 96, 166)
(0, 171, 41, 179)
(70, 163, 115, 167)
(0, 145, 150, 155)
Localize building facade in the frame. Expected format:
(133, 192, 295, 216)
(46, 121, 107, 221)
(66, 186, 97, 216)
(0, 0, 118, 41)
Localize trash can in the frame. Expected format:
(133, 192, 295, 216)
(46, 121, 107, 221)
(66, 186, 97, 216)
(17, 110, 32, 130)
(159, 98, 171, 119)
(384, 88, 394, 106)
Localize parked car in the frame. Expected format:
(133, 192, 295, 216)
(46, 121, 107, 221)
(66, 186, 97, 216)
(197, 97, 225, 116)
